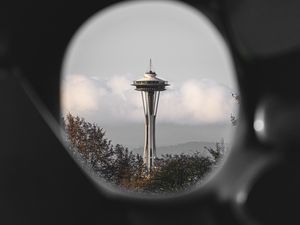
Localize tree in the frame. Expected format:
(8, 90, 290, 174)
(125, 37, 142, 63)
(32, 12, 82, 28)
(63, 113, 222, 193)
(63, 114, 146, 187)
(141, 153, 213, 193)
(231, 93, 240, 126)
(204, 138, 225, 164)
(112, 144, 136, 186)
(63, 113, 115, 182)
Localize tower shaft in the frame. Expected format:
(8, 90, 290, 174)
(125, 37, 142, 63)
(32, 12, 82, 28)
(141, 91, 160, 172)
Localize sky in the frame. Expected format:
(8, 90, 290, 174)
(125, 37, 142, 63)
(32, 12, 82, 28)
(61, 0, 238, 149)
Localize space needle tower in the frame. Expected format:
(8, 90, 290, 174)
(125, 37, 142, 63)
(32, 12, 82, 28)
(132, 60, 169, 172)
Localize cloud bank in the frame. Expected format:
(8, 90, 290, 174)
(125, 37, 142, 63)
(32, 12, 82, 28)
(62, 74, 237, 125)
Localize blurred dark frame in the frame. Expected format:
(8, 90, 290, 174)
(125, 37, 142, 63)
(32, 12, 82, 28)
(1, 0, 300, 225)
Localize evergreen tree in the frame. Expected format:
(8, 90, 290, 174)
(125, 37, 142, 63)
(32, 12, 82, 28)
(142, 153, 213, 193)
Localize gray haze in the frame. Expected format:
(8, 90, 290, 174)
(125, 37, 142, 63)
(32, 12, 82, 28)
(61, 0, 238, 150)
(103, 123, 233, 149)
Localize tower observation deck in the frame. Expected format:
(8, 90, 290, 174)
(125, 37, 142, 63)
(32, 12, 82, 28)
(132, 60, 169, 172)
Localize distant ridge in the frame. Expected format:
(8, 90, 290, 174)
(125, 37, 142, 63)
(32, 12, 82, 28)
(132, 141, 222, 157)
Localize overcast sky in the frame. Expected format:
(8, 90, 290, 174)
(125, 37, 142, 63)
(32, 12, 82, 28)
(61, 0, 238, 148)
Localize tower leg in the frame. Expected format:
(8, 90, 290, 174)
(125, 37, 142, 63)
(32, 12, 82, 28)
(142, 91, 157, 173)
(143, 115, 149, 168)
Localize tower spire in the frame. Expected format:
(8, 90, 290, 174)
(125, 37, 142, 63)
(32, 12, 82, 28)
(149, 58, 152, 72)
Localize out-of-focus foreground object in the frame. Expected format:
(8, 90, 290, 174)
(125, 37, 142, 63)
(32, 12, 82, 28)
(1, 0, 300, 225)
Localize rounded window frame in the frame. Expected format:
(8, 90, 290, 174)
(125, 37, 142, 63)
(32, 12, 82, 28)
(59, 0, 240, 204)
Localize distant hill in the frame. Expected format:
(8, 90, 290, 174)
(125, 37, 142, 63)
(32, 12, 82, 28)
(132, 141, 223, 157)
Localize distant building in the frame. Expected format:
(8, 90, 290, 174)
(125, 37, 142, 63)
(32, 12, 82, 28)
(132, 60, 169, 172)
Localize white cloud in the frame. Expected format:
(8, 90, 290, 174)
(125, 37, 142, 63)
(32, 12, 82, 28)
(61, 74, 237, 125)
(61, 74, 106, 112)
